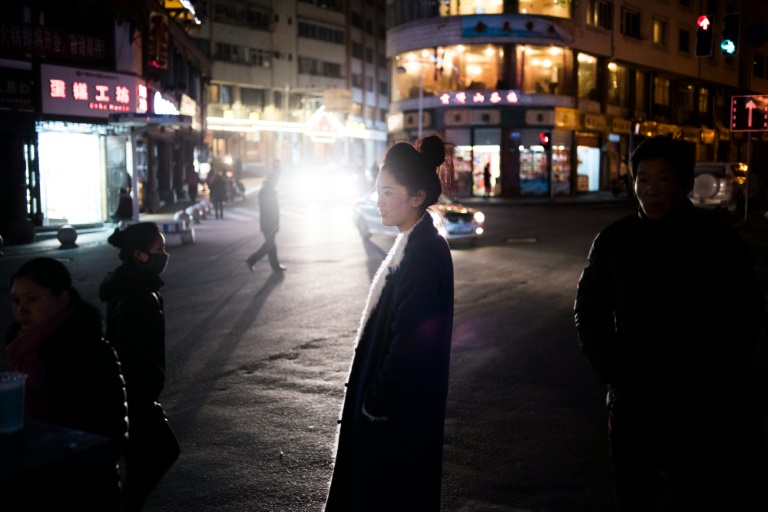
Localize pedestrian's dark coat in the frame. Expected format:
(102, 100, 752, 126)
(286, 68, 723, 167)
(258, 176, 280, 235)
(99, 263, 166, 409)
(325, 213, 454, 512)
(574, 200, 764, 416)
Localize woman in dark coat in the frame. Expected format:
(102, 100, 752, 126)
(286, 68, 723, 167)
(325, 135, 455, 512)
(5, 257, 127, 510)
(99, 222, 179, 512)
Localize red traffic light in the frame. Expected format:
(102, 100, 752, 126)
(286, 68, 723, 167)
(697, 15, 711, 30)
(539, 132, 551, 146)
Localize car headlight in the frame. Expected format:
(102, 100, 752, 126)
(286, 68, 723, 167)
(473, 211, 485, 223)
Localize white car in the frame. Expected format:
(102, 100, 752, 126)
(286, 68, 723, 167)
(353, 191, 485, 244)
(689, 161, 747, 214)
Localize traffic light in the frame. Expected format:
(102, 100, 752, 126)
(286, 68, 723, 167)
(695, 15, 713, 57)
(721, 13, 740, 56)
(539, 132, 551, 149)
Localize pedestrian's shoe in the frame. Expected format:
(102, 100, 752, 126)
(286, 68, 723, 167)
(246, 260, 255, 273)
(272, 264, 287, 272)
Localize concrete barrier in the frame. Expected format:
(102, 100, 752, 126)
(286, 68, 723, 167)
(159, 217, 194, 247)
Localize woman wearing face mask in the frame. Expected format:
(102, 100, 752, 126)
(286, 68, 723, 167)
(99, 222, 179, 512)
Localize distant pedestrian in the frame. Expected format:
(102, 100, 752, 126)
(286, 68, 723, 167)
(111, 186, 134, 222)
(99, 222, 180, 512)
(206, 169, 226, 219)
(5, 257, 127, 510)
(185, 165, 201, 203)
(245, 169, 285, 272)
(574, 135, 765, 510)
(324, 134, 455, 512)
(483, 162, 492, 197)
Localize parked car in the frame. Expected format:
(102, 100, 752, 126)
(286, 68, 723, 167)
(353, 191, 485, 244)
(689, 161, 747, 214)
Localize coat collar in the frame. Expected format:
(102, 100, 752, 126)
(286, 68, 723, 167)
(353, 213, 432, 346)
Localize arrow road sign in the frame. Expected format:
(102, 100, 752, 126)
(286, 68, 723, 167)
(731, 95, 768, 131)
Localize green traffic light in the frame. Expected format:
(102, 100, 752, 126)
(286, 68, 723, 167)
(721, 39, 736, 55)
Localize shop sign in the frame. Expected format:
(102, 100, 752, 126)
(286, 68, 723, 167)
(0, 22, 106, 63)
(439, 90, 520, 106)
(554, 108, 579, 130)
(611, 118, 632, 134)
(461, 16, 574, 44)
(41, 64, 147, 118)
(583, 113, 608, 131)
(0, 66, 34, 111)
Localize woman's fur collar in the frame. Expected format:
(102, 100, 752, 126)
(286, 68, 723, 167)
(353, 215, 427, 346)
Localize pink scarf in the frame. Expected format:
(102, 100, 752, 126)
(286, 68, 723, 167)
(5, 306, 74, 420)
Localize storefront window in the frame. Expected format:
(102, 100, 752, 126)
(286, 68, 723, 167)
(439, 0, 504, 16)
(393, 45, 501, 101)
(606, 62, 629, 108)
(518, 0, 572, 19)
(516, 45, 568, 95)
(577, 53, 598, 100)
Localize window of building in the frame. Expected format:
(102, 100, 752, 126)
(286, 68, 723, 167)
(439, 0, 504, 16)
(577, 53, 598, 100)
(297, 0, 344, 12)
(240, 87, 266, 108)
(516, 45, 568, 95)
(652, 17, 667, 47)
(351, 11, 362, 28)
(298, 21, 345, 44)
(365, 47, 373, 63)
(518, 0, 571, 19)
(621, 7, 641, 39)
(653, 76, 670, 112)
(351, 102, 362, 117)
(697, 87, 709, 114)
(379, 80, 388, 94)
(635, 70, 647, 115)
(211, 84, 232, 104)
(587, 0, 612, 30)
(365, 105, 375, 121)
(366, 76, 374, 91)
(352, 73, 363, 88)
(393, 45, 502, 102)
(298, 57, 343, 78)
(607, 62, 629, 108)
(380, 109, 388, 123)
(352, 41, 363, 59)
(678, 29, 691, 54)
(365, 19, 373, 35)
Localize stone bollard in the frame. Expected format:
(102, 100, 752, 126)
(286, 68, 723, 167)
(173, 210, 191, 229)
(185, 206, 201, 224)
(57, 225, 78, 249)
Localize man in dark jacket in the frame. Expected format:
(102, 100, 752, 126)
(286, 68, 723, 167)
(574, 135, 765, 510)
(246, 168, 286, 272)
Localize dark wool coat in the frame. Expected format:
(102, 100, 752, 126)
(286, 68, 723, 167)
(4, 299, 128, 446)
(574, 201, 764, 417)
(325, 213, 454, 512)
(99, 263, 167, 412)
(258, 178, 280, 235)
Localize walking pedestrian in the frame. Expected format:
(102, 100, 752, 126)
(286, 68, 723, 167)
(206, 169, 226, 219)
(5, 257, 127, 510)
(483, 162, 492, 197)
(185, 164, 201, 203)
(324, 134, 455, 512)
(245, 168, 285, 272)
(99, 222, 180, 512)
(574, 135, 765, 510)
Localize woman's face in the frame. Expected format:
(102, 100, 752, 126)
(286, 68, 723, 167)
(376, 168, 424, 233)
(10, 277, 69, 331)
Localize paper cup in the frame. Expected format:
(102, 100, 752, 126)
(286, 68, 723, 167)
(0, 372, 26, 434)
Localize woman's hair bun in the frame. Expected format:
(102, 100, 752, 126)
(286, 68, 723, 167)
(418, 135, 446, 170)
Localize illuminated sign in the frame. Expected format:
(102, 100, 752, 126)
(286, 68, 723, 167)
(41, 64, 147, 118)
(439, 90, 520, 106)
(153, 91, 179, 115)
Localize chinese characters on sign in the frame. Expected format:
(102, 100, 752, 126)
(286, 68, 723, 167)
(439, 90, 520, 106)
(41, 64, 147, 118)
(0, 23, 106, 62)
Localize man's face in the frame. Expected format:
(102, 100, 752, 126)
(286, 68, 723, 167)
(634, 157, 689, 221)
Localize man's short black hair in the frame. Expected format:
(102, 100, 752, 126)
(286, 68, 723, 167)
(629, 135, 695, 187)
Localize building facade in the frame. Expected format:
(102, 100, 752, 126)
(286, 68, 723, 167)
(385, 0, 768, 198)
(190, 0, 389, 177)
(0, 0, 210, 244)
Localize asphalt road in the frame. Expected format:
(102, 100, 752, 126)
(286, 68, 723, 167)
(1, 177, 766, 511)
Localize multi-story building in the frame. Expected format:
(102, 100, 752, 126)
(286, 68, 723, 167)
(191, 0, 389, 175)
(385, 0, 768, 199)
(0, 0, 211, 244)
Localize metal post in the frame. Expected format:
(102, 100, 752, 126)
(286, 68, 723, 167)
(745, 132, 752, 221)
